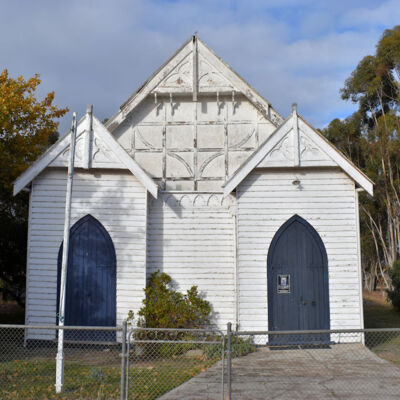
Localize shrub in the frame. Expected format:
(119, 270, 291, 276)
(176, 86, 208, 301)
(135, 270, 212, 329)
(127, 271, 212, 359)
(230, 335, 257, 358)
(387, 260, 400, 310)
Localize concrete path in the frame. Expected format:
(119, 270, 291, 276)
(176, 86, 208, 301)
(159, 343, 400, 399)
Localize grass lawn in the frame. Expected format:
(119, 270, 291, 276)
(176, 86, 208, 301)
(363, 290, 400, 328)
(0, 302, 222, 399)
(363, 290, 400, 367)
(0, 352, 218, 400)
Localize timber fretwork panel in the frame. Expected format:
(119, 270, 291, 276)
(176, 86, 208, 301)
(116, 95, 276, 191)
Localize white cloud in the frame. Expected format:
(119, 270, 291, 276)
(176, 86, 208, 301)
(0, 0, 398, 132)
(341, 0, 400, 28)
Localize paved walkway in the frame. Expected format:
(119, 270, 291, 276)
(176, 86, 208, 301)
(159, 343, 400, 399)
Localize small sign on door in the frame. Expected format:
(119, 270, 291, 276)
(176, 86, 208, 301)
(278, 274, 290, 293)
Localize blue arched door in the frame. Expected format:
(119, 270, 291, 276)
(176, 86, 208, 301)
(267, 215, 330, 343)
(57, 215, 116, 339)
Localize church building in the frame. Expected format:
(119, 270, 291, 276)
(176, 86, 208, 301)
(14, 36, 373, 339)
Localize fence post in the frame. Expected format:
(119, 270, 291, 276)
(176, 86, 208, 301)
(120, 320, 128, 400)
(227, 322, 232, 400)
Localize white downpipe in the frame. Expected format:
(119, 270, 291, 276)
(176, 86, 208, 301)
(55, 112, 78, 393)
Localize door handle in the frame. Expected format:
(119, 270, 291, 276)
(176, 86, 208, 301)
(301, 300, 307, 305)
(312, 301, 316, 306)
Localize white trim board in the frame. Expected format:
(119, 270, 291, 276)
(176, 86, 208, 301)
(298, 117, 373, 196)
(13, 115, 86, 196)
(92, 117, 158, 198)
(13, 114, 158, 198)
(223, 116, 292, 196)
(223, 112, 373, 197)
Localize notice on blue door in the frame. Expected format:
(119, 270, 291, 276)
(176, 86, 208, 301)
(278, 274, 290, 293)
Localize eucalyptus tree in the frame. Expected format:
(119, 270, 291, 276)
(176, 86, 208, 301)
(324, 26, 400, 291)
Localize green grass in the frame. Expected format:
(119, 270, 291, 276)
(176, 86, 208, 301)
(363, 290, 400, 367)
(0, 304, 223, 399)
(363, 290, 400, 328)
(0, 356, 217, 400)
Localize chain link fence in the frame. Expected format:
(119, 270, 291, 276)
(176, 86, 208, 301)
(0, 324, 226, 400)
(227, 328, 400, 399)
(126, 327, 225, 400)
(2, 325, 400, 399)
(0, 325, 122, 400)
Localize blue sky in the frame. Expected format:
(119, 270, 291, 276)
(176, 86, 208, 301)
(1, 0, 400, 133)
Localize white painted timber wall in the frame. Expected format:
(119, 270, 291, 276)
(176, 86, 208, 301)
(147, 193, 236, 329)
(236, 168, 362, 331)
(26, 168, 147, 339)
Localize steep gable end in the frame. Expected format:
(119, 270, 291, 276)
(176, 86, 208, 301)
(257, 120, 336, 168)
(105, 35, 283, 133)
(224, 106, 373, 196)
(49, 123, 125, 169)
(13, 113, 158, 198)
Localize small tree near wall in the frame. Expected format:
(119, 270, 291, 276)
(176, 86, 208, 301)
(129, 270, 211, 329)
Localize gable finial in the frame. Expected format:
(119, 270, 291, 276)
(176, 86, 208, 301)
(84, 105, 94, 169)
(192, 32, 198, 102)
(292, 103, 300, 167)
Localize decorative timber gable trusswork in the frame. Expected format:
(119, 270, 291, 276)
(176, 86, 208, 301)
(109, 35, 283, 192)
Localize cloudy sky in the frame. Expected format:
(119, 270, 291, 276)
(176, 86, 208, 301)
(1, 0, 399, 133)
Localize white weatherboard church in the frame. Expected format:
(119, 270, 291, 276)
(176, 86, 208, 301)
(14, 36, 373, 339)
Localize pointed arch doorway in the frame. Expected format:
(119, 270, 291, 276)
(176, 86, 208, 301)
(57, 215, 116, 340)
(267, 215, 330, 343)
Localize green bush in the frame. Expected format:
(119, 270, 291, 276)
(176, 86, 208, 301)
(230, 335, 257, 358)
(132, 270, 212, 329)
(387, 260, 400, 311)
(128, 271, 212, 359)
(127, 271, 257, 360)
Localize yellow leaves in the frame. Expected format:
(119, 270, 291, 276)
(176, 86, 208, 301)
(0, 68, 69, 194)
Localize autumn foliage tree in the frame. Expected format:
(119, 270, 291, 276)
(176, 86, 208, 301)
(0, 69, 68, 306)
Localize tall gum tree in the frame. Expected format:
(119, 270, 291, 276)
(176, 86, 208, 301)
(323, 26, 400, 291)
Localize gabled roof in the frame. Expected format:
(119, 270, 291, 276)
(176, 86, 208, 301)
(13, 113, 158, 198)
(223, 106, 374, 196)
(105, 35, 283, 133)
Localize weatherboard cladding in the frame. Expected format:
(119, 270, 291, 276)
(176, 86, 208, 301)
(25, 169, 146, 339)
(147, 193, 236, 329)
(236, 169, 362, 331)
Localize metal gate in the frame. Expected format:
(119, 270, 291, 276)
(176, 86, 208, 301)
(124, 327, 225, 399)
